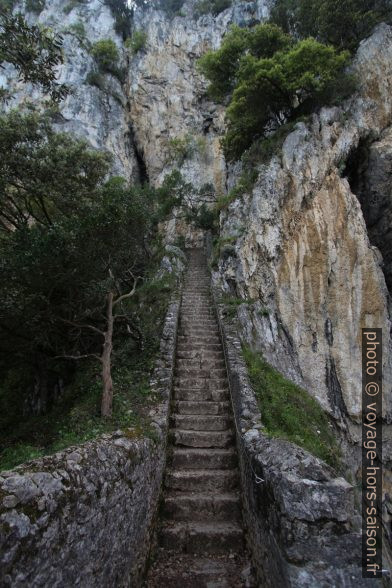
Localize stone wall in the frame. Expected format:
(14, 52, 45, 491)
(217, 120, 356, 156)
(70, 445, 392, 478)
(0, 299, 181, 588)
(212, 290, 382, 587)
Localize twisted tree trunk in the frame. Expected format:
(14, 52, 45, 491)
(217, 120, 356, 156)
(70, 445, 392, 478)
(101, 291, 114, 418)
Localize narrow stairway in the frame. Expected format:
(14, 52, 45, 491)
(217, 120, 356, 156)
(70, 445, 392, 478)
(146, 249, 254, 587)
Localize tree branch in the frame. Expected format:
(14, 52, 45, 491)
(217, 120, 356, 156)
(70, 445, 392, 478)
(113, 275, 142, 307)
(59, 318, 105, 337)
(54, 353, 102, 362)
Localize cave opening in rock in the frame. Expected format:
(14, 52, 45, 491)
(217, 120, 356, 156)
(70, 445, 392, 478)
(343, 135, 392, 294)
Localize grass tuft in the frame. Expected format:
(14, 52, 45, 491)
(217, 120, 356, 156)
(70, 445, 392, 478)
(242, 346, 341, 469)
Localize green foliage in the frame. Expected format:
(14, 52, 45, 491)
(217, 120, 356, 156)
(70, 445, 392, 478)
(218, 295, 257, 319)
(25, 0, 45, 14)
(90, 39, 125, 82)
(198, 24, 292, 101)
(210, 235, 237, 268)
(104, 0, 132, 38)
(0, 445, 44, 471)
(198, 23, 351, 160)
(194, 0, 231, 18)
(85, 70, 106, 90)
(67, 21, 86, 41)
(0, 110, 180, 470)
(167, 133, 207, 164)
(270, 0, 392, 51)
(0, 0, 15, 13)
(160, 0, 185, 16)
(62, 0, 86, 14)
(125, 30, 147, 54)
(91, 38, 119, 70)
(0, 12, 69, 101)
(243, 346, 341, 469)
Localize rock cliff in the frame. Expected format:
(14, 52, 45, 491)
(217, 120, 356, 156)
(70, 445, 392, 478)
(213, 23, 392, 463)
(2, 0, 392, 572)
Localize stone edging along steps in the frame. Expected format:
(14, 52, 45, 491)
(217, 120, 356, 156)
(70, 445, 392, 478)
(0, 296, 182, 588)
(146, 248, 254, 587)
(147, 247, 374, 588)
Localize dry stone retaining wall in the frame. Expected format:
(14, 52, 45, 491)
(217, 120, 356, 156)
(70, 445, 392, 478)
(212, 291, 381, 587)
(0, 299, 181, 588)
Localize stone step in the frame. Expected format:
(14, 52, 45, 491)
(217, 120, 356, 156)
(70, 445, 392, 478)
(147, 554, 252, 588)
(175, 362, 226, 372)
(174, 377, 228, 389)
(173, 389, 229, 402)
(171, 448, 237, 469)
(178, 335, 221, 345)
(175, 367, 227, 379)
(174, 400, 230, 415)
(176, 350, 224, 361)
(165, 469, 238, 493)
(171, 414, 232, 431)
(160, 522, 245, 555)
(163, 492, 242, 522)
(171, 429, 234, 448)
(180, 310, 215, 316)
(176, 343, 223, 352)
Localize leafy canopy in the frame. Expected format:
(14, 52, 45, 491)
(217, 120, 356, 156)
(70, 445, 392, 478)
(198, 23, 350, 160)
(0, 11, 69, 101)
(0, 110, 181, 375)
(270, 0, 392, 51)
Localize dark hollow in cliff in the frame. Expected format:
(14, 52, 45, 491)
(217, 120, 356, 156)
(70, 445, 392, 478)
(343, 135, 392, 294)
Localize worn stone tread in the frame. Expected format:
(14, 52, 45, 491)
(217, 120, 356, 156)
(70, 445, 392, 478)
(145, 249, 254, 586)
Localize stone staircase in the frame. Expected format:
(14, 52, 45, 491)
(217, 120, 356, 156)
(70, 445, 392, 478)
(145, 249, 254, 587)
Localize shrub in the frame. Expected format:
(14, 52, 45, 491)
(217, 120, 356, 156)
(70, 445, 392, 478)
(194, 0, 231, 18)
(198, 23, 351, 160)
(62, 0, 86, 14)
(167, 134, 195, 164)
(243, 346, 341, 469)
(91, 38, 119, 71)
(104, 0, 132, 38)
(270, 0, 392, 51)
(125, 30, 147, 54)
(68, 21, 86, 40)
(0, 0, 15, 12)
(85, 70, 106, 91)
(160, 0, 184, 16)
(26, 0, 45, 14)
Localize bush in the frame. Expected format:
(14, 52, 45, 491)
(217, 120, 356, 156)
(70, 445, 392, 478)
(85, 70, 106, 91)
(91, 39, 119, 71)
(26, 0, 45, 14)
(160, 0, 184, 16)
(194, 0, 231, 18)
(167, 134, 195, 164)
(270, 0, 392, 51)
(198, 23, 351, 160)
(62, 0, 86, 14)
(243, 346, 341, 469)
(125, 30, 147, 54)
(0, 0, 15, 12)
(67, 21, 86, 40)
(104, 0, 132, 39)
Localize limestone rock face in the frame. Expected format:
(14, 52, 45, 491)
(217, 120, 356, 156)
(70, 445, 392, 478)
(214, 24, 392, 431)
(0, 0, 139, 179)
(129, 0, 271, 189)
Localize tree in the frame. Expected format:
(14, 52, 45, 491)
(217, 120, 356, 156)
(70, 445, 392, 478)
(0, 110, 166, 417)
(0, 109, 111, 232)
(0, 11, 69, 101)
(270, 0, 392, 51)
(198, 24, 350, 160)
